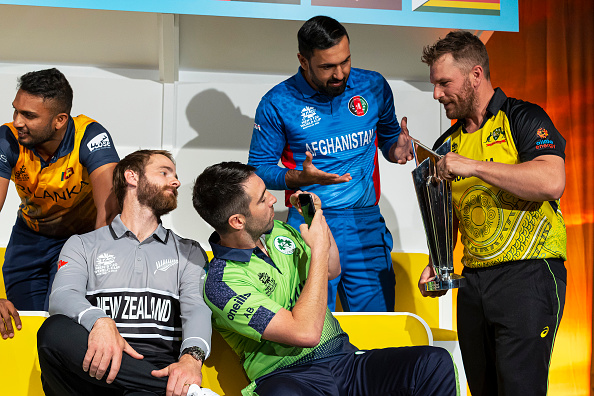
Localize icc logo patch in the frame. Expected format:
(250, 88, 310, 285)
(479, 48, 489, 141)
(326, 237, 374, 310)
(274, 236, 296, 255)
(537, 128, 548, 139)
(348, 96, 368, 117)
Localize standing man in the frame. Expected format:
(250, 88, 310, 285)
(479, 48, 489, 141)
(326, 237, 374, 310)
(37, 150, 212, 396)
(248, 16, 413, 312)
(193, 162, 457, 396)
(418, 31, 566, 396)
(0, 68, 120, 317)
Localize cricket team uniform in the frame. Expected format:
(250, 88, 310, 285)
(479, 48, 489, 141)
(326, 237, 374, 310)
(434, 88, 567, 395)
(0, 115, 119, 310)
(204, 220, 457, 396)
(38, 215, 212, 395)
(248, 67, 402, 311)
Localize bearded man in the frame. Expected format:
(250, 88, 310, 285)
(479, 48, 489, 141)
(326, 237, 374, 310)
(37, 150, 212, 396)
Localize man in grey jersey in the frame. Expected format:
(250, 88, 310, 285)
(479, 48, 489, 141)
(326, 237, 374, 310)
(37, 150, 212, 396)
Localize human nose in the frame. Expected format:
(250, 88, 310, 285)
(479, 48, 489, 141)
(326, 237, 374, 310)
(13, 111, 24, 127)
(333, 66, 344, 81)
(433, 85, 444, 101)
(171, 177, 181, 188)
(268, 192, 277, 206)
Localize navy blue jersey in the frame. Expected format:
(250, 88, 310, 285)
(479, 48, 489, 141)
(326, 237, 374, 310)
(248, 68, 401, 209)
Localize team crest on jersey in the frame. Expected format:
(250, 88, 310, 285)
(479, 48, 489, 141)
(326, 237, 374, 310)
(537, 127, 548, 139)
(274, 236, 296, 255)
(87, 132, 111, 153)
(258, 272, 277, 296)
(348, 96, 368, 117)
(95, 253, 120, 276)
(61, 167, 74, 181)
(300, 106, 321, 129)
(14, 165, 29, 181)
(154, 258, 178, 274)
(484, 127, 506, 146)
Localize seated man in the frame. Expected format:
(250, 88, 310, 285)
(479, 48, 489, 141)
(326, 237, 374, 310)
(192, 162, 457, 396)
(37, 150, 212, 396)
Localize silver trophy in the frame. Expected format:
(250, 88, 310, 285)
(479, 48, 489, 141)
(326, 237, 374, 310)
(411, 140, 465, 291)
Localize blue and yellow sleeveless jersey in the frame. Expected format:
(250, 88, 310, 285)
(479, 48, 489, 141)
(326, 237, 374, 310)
(0, 115, 119, 238)
(204, 220, 355, 385)
(434, 88, 567, 268)
(248, 67, 401, 208)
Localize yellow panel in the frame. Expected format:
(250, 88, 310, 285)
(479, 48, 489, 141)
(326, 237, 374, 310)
(392, 252, 440, 328)
(201, 330, 249, 395)
(1, 247, 6, 299)
(206, 251, 214, 261)
(0, 314, 47, 396)
(334, 313, 430, 348)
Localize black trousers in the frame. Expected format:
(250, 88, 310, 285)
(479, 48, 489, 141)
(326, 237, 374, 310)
(457, 259, 566, 396)
(37, 315, 174, 396)
(254, 346, 457, 396)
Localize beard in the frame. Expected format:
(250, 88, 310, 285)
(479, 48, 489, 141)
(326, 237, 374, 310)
(137, 175, 178, 218)
(17, 121, 55, 149)
(244, 212, 274, 243)
(441, 77, 476, 120)
(310, 69, 348, 97)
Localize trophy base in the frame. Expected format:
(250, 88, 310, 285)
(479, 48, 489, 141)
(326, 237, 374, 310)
(425, 273, 466, 291)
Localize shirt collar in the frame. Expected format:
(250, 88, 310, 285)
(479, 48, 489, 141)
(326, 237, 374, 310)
(109, 214, 168, 243)
(32, 116, 75, 166)
(294, 67, 355, 99)
(208, 227, 274, 263)
(484, 88, 507, 124)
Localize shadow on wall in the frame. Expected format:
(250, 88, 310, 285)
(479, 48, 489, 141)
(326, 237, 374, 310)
(378, 192, 403, 251)
(171, 89, 255, 243)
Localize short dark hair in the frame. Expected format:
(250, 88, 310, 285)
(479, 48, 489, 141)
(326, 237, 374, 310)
(298, 15, 350, 60)
(192, 162, 255, 234)
(422, 30, 490, 80)
(17, 68, 73, 115)
(112, 150, 175, 211)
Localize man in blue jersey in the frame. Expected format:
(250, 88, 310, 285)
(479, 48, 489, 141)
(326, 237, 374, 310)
(248, 16, 413, 312)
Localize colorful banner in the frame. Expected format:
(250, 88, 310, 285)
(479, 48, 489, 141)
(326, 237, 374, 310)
(0, 0, 518, 31)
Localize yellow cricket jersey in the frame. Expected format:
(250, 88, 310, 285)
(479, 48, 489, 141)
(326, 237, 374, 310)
(0, 115, 119, 238)
(435, 89, 567, 268)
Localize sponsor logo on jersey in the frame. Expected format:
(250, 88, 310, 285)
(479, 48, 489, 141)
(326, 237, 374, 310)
(348, 95, 368, 116)
(451, 142, 458, 153)
(258, 272, 277, 296)
(537, 127, 548, 139)
(253, 123, 261, 131)
(305, 129, 375, 157)
(535, 127, 555, 150)
(274, 236, 296, 255)
(58, 259, 68, 270)
(95, 253, 120, 276)
(87, 132, 111, 153)
(61, 167, 74, 181)
(300, 106, 321, 129)
(226, 293, 251, 321)
(154, 258, 178, 274)
(14, 165, 29, 181)
(541, 326, 549, 338)
(484, 127, 506, 146)
(0, 154, 6, 163)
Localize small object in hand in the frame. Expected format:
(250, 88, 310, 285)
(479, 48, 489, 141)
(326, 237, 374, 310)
(298, 193, 316, 227)
(187, 384, 221, 396)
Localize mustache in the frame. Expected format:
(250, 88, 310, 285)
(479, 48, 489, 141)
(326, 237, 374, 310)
(164, 186, 178, 197)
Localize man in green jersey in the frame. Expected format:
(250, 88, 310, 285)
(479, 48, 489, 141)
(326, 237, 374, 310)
(193, 161, 457, 396)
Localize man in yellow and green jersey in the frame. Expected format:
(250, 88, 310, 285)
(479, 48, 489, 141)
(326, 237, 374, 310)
(418, 31, 566, 396)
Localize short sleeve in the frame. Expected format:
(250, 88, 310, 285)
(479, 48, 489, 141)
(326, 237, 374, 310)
(79, 122, 120, 174)
(0, 125, 19, 179)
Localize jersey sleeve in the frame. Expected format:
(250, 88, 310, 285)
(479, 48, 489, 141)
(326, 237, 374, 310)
(48, 235, 108, 331)
(0, 125, 19, 180)
(247, 96, 290, 190)
(178, 240, 212, 358)
(509, 102, 566, 162)
(376, 77, 401, 161)
(205, 260, 283, 343)
(79, 122, 120, 174)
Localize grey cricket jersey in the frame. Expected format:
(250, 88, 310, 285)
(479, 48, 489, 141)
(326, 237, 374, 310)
(49, 214, 212, 360)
